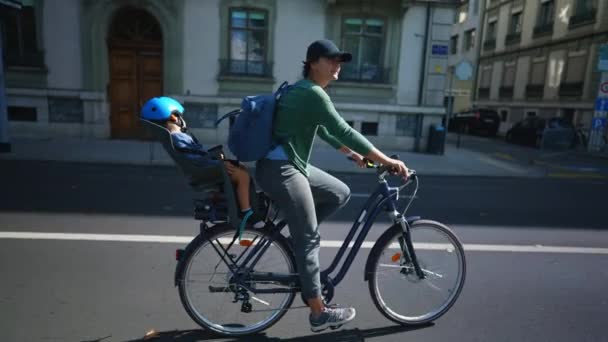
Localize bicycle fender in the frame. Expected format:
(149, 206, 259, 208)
(363, 216, 421, 282)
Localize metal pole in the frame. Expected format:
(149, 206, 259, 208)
(447, 66, 455, 151)
(0, 24, 11, 153)
(414, 2, 431, 153)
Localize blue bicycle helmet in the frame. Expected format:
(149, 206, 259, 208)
(140, 97, 185, 121)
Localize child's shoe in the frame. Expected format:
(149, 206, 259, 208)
(240, 209, 266, 229)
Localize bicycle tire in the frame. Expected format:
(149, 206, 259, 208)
(176, 224, 297, 336)
(367, 220, 466, 325)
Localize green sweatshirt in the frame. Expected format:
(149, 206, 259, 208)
(273, 78, 375, 176)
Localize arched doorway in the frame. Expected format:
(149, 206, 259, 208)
(108, 7, 163, 139)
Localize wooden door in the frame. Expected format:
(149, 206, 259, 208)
(107, 7, 163, 140)
(109, 47, 162, 139)
(138, 50, 163, 112)
(109, 49, 137, 139)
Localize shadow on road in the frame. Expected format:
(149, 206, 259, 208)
(124, 324, 432, 342)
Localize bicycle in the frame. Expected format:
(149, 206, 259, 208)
(173, 156, 466, 337)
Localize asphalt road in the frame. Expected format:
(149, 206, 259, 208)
(1, 160, 607, 342)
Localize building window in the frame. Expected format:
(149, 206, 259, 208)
(340, 16, 387, 83)
(530, 60, 546, 85)
(559, 54, 586, 97)
(48, 97, 84, 123)
(534, 0, 554, 36)
(506, 12, 522, 44)
(345, 120, 354, 127)
(479, 66, 492, 99)
(222, 8, 270, 77)
(457, 3, 468, 23)
(487, 21, 497, 40)
(526, 60, 546, 98)
(569, 0, 597, 27)
(361, 122, 378, 136)
(450, 35, 459, 54)
(538, 0, 555, 25)
(500, 62, 516, 99)
(509, 12, 522, 34)
(484, 21, 497, 50)
(183, 104, 219, 128)
(8, 106, 37, 122)
(574, 0, 596, 16)
(464, 29, 476, 51)
(0, 6, 43, 67)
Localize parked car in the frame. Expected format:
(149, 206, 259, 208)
(505, 117, 576, 149)
(447, 109, 500, 136)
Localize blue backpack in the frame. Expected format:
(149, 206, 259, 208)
(216, 81, 291, 162)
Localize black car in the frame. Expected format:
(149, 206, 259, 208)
(505, 117, 576, 149)
(447, 109, 500, 136)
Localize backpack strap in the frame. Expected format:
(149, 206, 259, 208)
(215, 109, 241, 127)
(271, 81, 292, 148)
(275, 81, 291, 101)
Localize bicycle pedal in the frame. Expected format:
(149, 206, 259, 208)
(330, 324, 343, 330)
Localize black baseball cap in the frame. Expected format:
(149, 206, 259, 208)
(306, 39, 352, 63)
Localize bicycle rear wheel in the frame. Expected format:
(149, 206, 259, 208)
(367, 220, 465, 325)
(176, 224, 296, 336)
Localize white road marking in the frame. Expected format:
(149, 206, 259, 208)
(1, 232, 608, 255)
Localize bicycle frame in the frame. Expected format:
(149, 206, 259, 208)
(204, 171, 421, 296)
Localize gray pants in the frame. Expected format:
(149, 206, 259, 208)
(255, 159, 351, 300)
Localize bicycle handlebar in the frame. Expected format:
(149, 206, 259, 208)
(347, 155, 417, 180)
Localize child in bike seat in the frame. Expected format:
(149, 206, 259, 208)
(141, 97, 265, 228)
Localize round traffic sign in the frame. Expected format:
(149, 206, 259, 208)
(601, 82, 608, 94)
(455, 61, 473, 81)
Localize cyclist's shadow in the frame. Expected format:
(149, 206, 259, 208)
(124, 324, 432, 342)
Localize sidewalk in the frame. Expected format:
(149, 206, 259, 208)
(446, 132, 608, 179)
(0, 137, 547, 177)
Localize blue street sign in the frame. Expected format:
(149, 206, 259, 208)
(596, 98, 608, 111)
(599, 44, 608, 71)
(432, 44, 448, 56)
(592, 117, 607, 129)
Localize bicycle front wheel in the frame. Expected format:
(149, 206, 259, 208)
(177, 224, 296, 336)
(368, 219, 466, 325)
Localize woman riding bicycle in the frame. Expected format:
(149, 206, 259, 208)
(255, 39, 411, 332)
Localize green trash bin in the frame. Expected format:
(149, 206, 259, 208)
(427, 124, 446, 155)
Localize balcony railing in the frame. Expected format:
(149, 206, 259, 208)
(219, 59, 273, 78)
(337, 64, 390, 84)
(533, 22, 553, 37)
(569, 8, 596, 28)
(478, 87, 490, 99)
(4, 50, 45, 68)
(505, 32, 521, 45)
(558, 82, 584, 97)
(526, 84, 544, 99)
(483, 39, 496, 50)
(499, 86, 514, 99)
